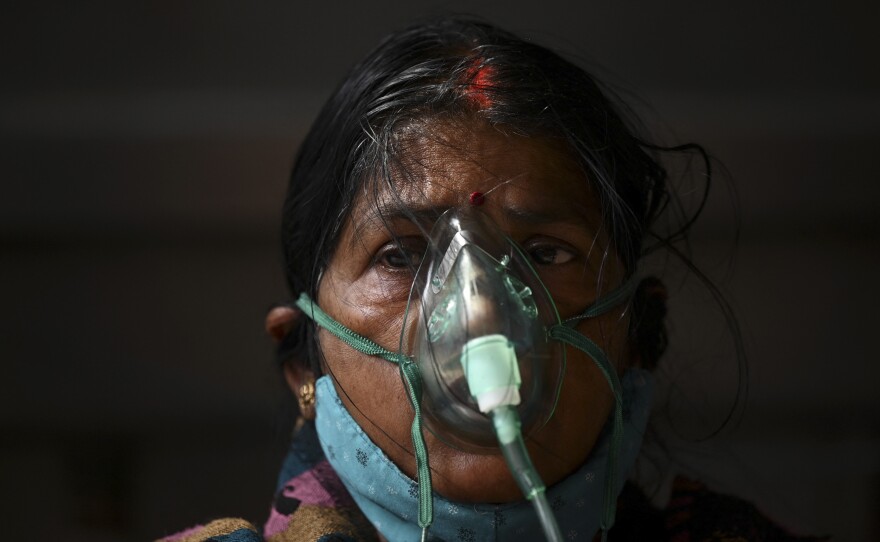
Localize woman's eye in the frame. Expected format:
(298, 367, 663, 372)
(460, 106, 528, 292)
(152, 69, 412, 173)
(528, 245, 576, 265)
(376, 242, 424, 270)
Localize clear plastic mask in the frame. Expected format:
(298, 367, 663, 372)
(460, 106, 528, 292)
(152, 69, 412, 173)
(401, 208, 565, 452)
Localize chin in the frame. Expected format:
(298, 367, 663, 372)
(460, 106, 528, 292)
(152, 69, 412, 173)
(429, 449, 525, 503)
(426, 436, 586, 504)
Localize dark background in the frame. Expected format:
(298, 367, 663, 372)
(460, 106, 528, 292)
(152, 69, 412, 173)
(1, 2, 878, 541)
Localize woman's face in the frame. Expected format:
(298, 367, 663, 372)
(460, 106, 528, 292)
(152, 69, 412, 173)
(316, 120, 633, 503)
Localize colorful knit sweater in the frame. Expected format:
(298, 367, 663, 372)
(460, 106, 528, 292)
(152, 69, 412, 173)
(157, 422, 827, 542)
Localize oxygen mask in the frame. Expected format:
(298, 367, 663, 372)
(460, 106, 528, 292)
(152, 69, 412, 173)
(402, 208, 565, 452)
(295, 205, 638, 541)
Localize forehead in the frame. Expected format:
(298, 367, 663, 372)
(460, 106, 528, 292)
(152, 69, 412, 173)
(357, 120, 601, 230)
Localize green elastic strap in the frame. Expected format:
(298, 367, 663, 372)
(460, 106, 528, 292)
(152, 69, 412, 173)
(563, 275, 639, 327)
(400, 360, 434, 532)
(548, 276, 637, 537)
(295, 293, 409, 364)
(547, 325, 624, 536)
(295, 293, 434, 532)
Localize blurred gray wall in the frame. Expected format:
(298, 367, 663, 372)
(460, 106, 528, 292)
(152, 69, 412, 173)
(1, 2, 877, 540)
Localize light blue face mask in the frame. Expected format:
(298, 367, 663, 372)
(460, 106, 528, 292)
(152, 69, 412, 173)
(314, 368, 652, 542)
(296, 208, 647, 541)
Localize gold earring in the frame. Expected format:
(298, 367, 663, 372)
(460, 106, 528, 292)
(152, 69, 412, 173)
(297, 380, 316, 421)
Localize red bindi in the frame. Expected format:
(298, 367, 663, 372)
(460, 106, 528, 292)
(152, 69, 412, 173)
(469, 191, 485, 206)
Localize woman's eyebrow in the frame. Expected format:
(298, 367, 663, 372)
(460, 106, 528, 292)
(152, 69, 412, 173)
(350, 204, 448, 245)
(500, 205, 595, 229)
(351, 201, 596, 247)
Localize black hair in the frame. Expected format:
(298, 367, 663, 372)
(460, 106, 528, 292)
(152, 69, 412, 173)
(284, 17, 665, 290)
(279, 16, 743, 423)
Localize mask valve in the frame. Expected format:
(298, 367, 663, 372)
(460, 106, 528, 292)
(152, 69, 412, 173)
(461, 334, 520, 413)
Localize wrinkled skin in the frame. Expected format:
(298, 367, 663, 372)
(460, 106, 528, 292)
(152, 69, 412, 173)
(313, 120, 633, 503)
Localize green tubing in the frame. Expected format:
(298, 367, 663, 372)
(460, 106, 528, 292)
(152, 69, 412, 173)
(493, 406, 562, 542)
(491, 403, 521, 446)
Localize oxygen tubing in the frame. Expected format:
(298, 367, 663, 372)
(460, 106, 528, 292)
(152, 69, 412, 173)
(492, 406, 563, 542)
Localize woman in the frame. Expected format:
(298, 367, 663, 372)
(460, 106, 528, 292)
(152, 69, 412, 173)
(161, 17, 826, 542)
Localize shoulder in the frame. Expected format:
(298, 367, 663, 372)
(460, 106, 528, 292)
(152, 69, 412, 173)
(156, 518, 262, 542)
(611, 477, 830, 542)
(157, 422, 377, 542)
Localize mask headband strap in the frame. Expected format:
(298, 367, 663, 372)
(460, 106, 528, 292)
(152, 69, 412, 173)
(547, 326, 623, 539)
(562, 275, 639, 327)
(548, 276, 637, 540)
(295, 293, 410, 364)
(294, 293, 435, 536)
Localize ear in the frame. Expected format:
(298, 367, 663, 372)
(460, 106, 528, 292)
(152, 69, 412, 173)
(266, 303, 316, 419)
(283, 356, 316, 421)
(283, 360, 314, 396)
(265, 304, 300, 343)
(265, 303, 308, 391)
(628, 277, 669, 371)
(625, 335, 642, 370)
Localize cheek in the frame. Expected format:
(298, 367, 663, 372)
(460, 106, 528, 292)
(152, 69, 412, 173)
(524, 341, 613, 480)
(320, 270, 412, 350)
(521, 312, 631, 473)
(316, 271, 416, 449)
(318, 325, 408, 421)
(552, 315, 630, 434)
(557, 350, 614, 437)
